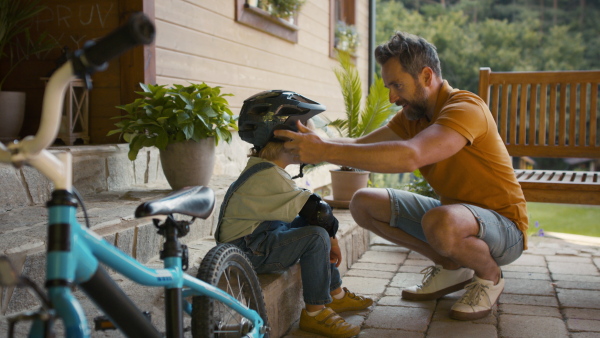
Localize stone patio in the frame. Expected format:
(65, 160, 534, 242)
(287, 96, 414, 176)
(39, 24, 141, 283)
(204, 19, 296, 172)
(282, 233, 600, 337)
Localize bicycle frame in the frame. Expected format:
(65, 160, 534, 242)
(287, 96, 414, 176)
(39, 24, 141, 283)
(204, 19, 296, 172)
(0, 14, 265, 338)
(41, 187, 264, 338)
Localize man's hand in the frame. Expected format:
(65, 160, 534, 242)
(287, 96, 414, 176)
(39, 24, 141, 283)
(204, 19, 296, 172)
(330, 237, 342, 267)
(274, 121, 325, 164)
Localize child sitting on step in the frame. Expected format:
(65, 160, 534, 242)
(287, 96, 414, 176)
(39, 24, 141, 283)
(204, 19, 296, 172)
(215, 90, 373, 338)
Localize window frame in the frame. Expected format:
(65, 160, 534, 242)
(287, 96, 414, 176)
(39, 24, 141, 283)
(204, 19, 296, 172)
(235, 0, 299, 43)
(330, 0, 357, 58)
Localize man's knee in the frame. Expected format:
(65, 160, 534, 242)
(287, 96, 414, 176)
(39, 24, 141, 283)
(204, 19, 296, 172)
(422, 205, 476, 254)
(350, 188, 391, 230)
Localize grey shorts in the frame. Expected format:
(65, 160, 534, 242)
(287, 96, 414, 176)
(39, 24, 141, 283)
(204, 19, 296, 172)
(387, 188, 524, 266)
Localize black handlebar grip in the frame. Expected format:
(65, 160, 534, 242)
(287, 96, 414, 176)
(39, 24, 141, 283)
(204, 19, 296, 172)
(80, 12, 155, 70)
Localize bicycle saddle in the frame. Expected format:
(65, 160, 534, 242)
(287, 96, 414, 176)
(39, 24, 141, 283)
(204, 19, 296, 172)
(135, 186, 215, 219)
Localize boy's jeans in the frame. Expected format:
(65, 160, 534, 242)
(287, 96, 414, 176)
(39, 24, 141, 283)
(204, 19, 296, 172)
(229, 217, 342, 305)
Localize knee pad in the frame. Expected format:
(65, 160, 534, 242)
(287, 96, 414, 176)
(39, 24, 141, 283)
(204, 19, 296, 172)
(299, 194, 339, 238)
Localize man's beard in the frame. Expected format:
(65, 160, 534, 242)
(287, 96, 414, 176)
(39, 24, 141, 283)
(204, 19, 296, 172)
(403, 83, 429, 121)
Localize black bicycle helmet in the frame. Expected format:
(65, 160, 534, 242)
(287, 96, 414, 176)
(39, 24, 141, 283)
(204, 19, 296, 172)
(238, 90, 326, 150)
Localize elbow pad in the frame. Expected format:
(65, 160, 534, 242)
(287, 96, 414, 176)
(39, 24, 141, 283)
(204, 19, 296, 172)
(299, 194, 339, 237)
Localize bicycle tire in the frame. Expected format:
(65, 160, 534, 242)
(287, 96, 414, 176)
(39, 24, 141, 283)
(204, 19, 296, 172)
(192, 243, 269, 337)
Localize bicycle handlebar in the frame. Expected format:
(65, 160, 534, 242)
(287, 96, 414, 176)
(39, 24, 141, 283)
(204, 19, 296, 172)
(74, 12, 155, 76)
(1, 12, 154, 164)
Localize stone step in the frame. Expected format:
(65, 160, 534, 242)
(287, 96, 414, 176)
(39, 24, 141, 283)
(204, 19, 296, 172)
(0, 181, 369, 337)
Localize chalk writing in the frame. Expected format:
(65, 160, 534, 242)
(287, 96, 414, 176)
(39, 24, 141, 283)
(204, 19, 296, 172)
(35, 3, 116, 49)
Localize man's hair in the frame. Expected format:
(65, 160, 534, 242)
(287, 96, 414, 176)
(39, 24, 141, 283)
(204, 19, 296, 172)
(375, 31, 442, 79)
(249, 141, 286, 161)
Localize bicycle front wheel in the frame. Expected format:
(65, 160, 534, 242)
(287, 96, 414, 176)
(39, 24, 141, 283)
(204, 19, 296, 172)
(192, 243, 269, 337)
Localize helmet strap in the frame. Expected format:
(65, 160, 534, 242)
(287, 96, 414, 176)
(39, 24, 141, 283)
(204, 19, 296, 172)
(291, 163, 306, 179)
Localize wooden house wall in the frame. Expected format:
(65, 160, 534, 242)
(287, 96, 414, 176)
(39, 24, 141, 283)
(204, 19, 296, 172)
(154, 0, 371, 124)
(6, 0, 371, 146)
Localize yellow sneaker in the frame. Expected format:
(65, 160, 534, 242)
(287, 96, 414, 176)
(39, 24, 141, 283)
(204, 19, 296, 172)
(327, 287, 373, 313)
(299, 307, 360, 338)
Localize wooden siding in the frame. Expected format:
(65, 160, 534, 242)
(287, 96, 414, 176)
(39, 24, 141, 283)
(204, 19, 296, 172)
(6, 0, 370, 146)
(155, 0, 370, 123)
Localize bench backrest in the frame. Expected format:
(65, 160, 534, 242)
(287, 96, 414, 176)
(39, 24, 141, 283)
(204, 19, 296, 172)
(478, 67, 600, 158)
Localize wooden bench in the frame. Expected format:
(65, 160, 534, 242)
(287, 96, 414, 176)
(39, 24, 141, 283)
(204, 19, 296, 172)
(478, 67, 600, 205)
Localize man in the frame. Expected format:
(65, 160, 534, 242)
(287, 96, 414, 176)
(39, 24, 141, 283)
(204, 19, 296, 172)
(274, 31, 528, 320)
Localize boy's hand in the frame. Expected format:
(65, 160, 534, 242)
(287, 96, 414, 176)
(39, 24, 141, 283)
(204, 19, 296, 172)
(330, 237, 342, 267)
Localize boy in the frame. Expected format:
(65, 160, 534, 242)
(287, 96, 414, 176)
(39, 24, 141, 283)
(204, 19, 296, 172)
(215, 90, 373, 337)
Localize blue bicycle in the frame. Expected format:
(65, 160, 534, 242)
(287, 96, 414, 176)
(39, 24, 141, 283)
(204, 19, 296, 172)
(0, 13, 268, 338)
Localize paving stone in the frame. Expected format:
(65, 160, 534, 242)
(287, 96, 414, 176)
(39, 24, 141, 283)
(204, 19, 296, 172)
(432, 298, 496, 325)
(552, 273, 600, 283)
(546, 255, 593, 263)
(399, 265, 428, 273)
(503, 271, 550, 280)
(370, 236, 398, 246)
(135, 222, 162, 264)
(500, 294, 559, 307)
(554, 280, 600, 290)
(427, 321, 497, 338)
(548, 262, 599, 276)
(71, 156, 108, 194)
(403, 259, 433, 267)
(571, 333, 600, 338)
(407, 251, 429, 260)
(364, 306, 432, 332)
(509, 254, 546, 266)
(503, 278, 555, 296)
(376, 296, 436, 309)
(340, 276, 389, 296)
(384, 287, 402, 296)
(0, 166, 30, 213)
(345, 269, 396, 280)
(390, 272, 422, 289)
(498, 314, 568, 337)
(351, 262, 399, 272)
(556, 248, 582, 256)
(369, 245, 410, 253)
(502, 265, 549, 274)
(564, 308, 600, 320)
(499, 304, 561, 318)
(358, 251, 407, 265)
(358, 328, 424, 337)
(556, 289, 600, 309)
(106, 154, 135, 191)
(525, 247, 557, 256)
(567, 319, 600, 332)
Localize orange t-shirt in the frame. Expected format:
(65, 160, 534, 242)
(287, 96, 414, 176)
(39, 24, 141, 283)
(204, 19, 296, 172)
(387, 81, 529, 249)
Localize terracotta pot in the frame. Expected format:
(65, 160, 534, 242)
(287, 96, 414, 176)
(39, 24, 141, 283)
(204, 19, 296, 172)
(159, 138, 216, 190)
(329, 169, 370, 201)
(0, 91, 26, 143)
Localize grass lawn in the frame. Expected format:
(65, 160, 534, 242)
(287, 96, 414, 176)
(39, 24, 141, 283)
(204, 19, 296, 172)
(526, 202, 600, 237)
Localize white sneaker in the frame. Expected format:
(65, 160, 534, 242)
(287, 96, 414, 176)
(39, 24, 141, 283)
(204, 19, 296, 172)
(402, 265, 474, 301)
(450, 274, 505, 321)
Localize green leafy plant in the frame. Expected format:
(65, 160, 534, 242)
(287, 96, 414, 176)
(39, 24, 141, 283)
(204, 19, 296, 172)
(108, 83, 237, 161)
(328, 51, 396, 170)
(0, 0, 56, 90)
(259, 0, 305, 19)
(405, 170, 438, 199)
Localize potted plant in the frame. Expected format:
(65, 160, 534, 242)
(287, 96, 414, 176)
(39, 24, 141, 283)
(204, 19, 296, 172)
(258, 0, 305, 22)
(327, 51, 396, 204)
(334, 21, 360, 56)
(0, 0, 56, 142)
(108, 82, 237, 190)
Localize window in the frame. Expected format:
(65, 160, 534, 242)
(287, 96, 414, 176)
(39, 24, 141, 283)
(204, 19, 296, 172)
(235, 0, 299, 43)
(330, 0, 357, 58)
